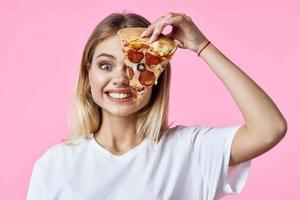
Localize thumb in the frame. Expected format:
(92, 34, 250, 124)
(166, 27, 184, 48)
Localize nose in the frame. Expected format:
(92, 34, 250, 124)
(112, 64, 130, 86)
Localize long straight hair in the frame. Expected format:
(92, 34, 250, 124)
(65, 13, 173, 145)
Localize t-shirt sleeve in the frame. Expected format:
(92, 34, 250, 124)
(26, 161, 47, 200)
(191, 124, 252, 199)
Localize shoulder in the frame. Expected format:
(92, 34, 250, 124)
(161, 124, 208, 146)
(165, 124, 208, 139)
(35, 138, 90, 167)
(152, 124, 211, 160)
(164, 124, 241, 147)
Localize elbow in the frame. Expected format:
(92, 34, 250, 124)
(267, 118, 288, 143)
(276, 116, 288, 135)
(278, 118, 288, 137)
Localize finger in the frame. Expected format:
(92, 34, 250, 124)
(142, 14, 185, 42)
(168, 15, 185, 26)
(166, 27, 184, 48)
(148, 15, 185, 43)
(177, 13, 192, 21)
(149, 23, 165, 43)
(141, 25, 154, 38)
(141, 16, 164, 38)
(141, 13, 175, 38)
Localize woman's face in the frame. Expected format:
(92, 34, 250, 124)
(88, 34, 153, 118)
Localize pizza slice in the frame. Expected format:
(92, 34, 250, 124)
(117, 27, 181, 100)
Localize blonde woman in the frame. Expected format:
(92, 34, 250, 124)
(27, 12, 287, 200)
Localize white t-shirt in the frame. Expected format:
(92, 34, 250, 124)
(27, 124, 251, 200)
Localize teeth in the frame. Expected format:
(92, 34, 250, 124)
(108, 93, 131, 99)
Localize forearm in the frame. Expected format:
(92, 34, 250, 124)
(199, 42, 287, 138)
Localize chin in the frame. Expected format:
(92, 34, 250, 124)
(105, 107, 139, 117)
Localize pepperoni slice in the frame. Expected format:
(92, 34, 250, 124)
(139, 70, 156, 86)
(127, 49, 144, 63)
(126, 66, 134, 80)
(145, 52, 162, 66)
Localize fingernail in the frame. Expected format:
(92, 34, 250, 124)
(149, 36, 154, 43)
(141, 30, 148, 38)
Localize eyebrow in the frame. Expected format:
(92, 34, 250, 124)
(96, 53, 115, 59)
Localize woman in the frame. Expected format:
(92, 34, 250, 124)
(27, 12, 287, 200)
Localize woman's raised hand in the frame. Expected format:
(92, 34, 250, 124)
(141, 12, 209, 54)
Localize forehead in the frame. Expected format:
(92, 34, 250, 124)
(93, 34, 123, 60)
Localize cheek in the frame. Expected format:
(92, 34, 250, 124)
(89, 74, 108, 107)
(89, 69, 107, 92)
(142, 87, 153, 104)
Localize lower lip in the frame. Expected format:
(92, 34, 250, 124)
(105, 93, 134, 103)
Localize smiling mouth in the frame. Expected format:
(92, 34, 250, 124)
(104, 92, 134, 102)
(106, 92, 133, 98)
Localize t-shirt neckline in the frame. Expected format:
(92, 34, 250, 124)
(91, 135, 149, 162)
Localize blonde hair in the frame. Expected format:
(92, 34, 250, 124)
(65, 13, 174, 145)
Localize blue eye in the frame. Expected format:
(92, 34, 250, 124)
(99, 62, 112, 71)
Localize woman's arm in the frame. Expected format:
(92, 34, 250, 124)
(199, 42, 287, 166)
(142, 12, 287, 166)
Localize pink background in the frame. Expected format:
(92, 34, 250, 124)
(1, 0, 299, 199)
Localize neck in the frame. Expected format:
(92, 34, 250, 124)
(94, 111, 144, 153)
